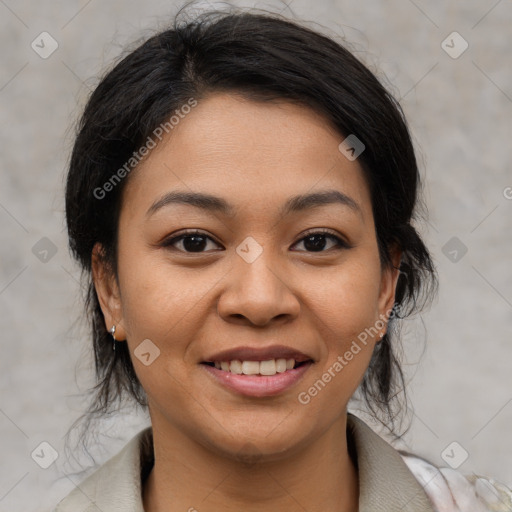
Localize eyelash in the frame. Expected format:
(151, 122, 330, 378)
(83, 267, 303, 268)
(162, 228, 350, 254)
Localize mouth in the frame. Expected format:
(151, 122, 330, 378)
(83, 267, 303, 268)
(199, 345, 314, 397)
(201, 358, 312, 376)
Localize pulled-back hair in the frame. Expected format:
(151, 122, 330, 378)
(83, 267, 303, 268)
(65, 6, 437, 444)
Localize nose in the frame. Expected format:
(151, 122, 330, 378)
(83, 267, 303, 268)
(217, 248, 300, 327)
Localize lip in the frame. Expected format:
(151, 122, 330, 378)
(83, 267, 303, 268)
(200, 361, 313, 397)
(202, 345, 314, 364)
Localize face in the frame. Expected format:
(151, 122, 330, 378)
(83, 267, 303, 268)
(93, 93, 400, 461)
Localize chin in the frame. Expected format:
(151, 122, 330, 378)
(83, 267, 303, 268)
(196, 417, 315, 463)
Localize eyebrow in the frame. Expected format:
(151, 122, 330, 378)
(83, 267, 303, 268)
(146, 189, 362, 218)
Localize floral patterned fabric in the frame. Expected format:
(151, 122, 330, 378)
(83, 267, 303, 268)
(402, 453, 512, 512)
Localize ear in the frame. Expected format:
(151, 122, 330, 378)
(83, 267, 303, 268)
(91, 242, 126, 341)
(377, 244, 402, 327)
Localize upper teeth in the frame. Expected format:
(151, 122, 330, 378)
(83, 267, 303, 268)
(214, 358, 296, 375)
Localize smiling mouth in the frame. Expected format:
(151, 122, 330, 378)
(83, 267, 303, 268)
(201, 358, 312, 376)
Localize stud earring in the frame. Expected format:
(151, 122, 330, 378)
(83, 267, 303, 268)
(110, 325, 116, 351)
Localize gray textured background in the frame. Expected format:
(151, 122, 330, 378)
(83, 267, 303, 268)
(1, 1, 511, 511)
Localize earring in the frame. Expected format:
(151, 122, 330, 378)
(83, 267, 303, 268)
(110, 325, 116, 351)
(379, 332, 385, 341)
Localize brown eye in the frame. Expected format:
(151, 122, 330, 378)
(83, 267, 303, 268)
(163, 231, 222, 253)
(291, 230, 349, 253)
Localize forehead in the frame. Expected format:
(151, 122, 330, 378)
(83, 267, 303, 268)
(122, 93, 372, 222)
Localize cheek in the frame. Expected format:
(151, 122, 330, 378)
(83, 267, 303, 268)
(308, 253, 383, 387)
(296, 257, 382, 414)
(115, 242, 225, 383)
(310, 252, 383, 342)
(114, 249, 208, 411)
(116, 241, 203, 338)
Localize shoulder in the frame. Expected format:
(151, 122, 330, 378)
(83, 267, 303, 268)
(347, 413, 512, 512)
(51, 427, 153, 512)
(400, 452, 512, 512)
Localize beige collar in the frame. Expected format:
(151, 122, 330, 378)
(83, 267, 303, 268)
(55, 414, 435, 511)
(346, 414, 435, 511)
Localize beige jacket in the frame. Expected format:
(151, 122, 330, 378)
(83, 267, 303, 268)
(52, 414, 511, 511)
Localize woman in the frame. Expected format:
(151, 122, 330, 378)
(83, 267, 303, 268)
(55, 7, 512, 512)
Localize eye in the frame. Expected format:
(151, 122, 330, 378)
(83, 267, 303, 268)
(162, 228, 350, 254)
(291, 229, 349, 253)
(162, 230, 223, 253)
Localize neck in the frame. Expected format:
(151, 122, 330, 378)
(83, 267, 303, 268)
(143, 413, 359, 512)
